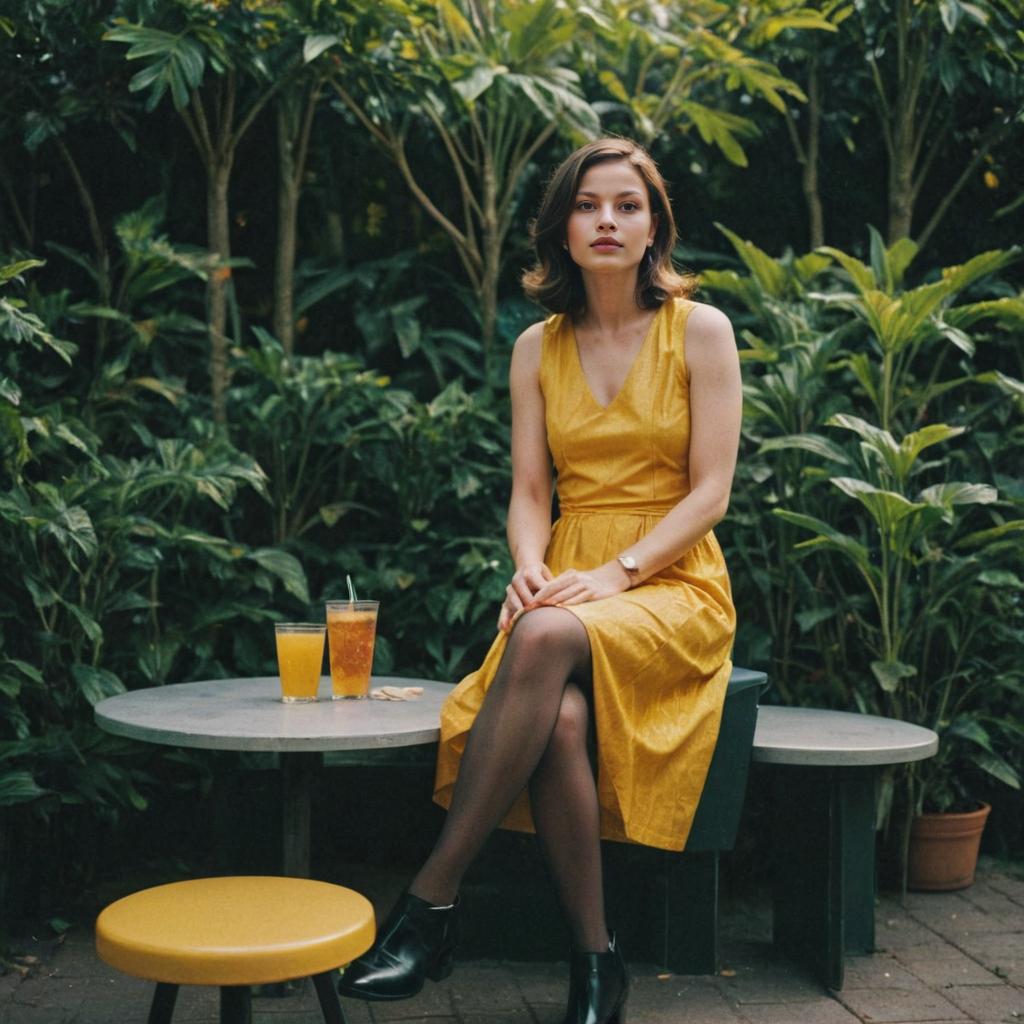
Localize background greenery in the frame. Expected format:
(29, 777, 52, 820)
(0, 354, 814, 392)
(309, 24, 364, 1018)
(2, 0, 1022, 930)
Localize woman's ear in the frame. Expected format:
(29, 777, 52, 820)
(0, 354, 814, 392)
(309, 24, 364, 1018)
(648, 212, 660, 248)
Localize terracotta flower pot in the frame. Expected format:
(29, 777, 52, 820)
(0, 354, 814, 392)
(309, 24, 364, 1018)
(908, 801, 991, 891)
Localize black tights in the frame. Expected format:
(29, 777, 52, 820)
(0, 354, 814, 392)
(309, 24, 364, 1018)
(409, 607, 609, 952)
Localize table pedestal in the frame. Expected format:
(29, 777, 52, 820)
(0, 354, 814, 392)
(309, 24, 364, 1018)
(282, 752, 323, 877)
(770, 765, 877, 990)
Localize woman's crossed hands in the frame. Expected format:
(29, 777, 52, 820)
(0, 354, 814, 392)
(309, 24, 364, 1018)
(498, 561, 631, 633)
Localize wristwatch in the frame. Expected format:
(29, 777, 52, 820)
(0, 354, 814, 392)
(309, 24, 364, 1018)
(616, 554, 640, 585)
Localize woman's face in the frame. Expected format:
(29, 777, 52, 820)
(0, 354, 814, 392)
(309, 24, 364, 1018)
(565, 158, 657, 276)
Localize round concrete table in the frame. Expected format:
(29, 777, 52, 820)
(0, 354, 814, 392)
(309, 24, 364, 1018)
(750, 704, 938, 991)
(752, 705, 938, 766)
(95, 676, 450, 877)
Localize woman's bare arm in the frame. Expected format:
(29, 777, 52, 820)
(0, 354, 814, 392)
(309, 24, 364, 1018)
(499, 321, 556, 631)
(532, 303, 741, 607)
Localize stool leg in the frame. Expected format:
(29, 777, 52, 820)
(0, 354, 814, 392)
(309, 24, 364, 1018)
(313, 971, 346, 1024)
(219, 985, 252, 1024)
(147, 982, 178, 1024)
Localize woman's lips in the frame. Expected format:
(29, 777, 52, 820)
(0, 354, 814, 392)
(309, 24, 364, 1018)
(591, 239, 623, 249)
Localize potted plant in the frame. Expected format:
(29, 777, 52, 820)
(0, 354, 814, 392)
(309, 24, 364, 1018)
(706, 228, 1024, 890)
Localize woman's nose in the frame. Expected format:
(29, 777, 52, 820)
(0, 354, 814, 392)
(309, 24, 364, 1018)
(598, 206, 617, 229)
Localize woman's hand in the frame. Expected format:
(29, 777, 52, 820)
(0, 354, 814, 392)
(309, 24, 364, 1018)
(530, 561, 631, 610)
(498, 562, 554, 633)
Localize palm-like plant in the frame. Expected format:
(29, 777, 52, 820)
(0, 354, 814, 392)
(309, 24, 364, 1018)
(773, 236, 1023, 820)
(707, 227, 1024, 885)
(105, 0, 317, 422)
(322, 0, 600, 384)
(585, 0, 831, 161)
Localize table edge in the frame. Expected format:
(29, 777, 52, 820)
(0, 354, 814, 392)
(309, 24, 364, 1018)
(94, 676, 450, 752)
(751, 705, 940, 766)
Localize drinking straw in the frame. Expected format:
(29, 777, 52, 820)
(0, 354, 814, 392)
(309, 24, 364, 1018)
(346, 574, 358, 602)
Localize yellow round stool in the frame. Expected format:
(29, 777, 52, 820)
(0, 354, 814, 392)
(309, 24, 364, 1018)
(95, 876, 375, 1024)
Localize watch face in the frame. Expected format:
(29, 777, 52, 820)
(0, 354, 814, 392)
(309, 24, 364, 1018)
(619, 556, 638, 572)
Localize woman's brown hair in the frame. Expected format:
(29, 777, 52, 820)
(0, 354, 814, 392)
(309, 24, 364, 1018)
(522, 137, 696, 316)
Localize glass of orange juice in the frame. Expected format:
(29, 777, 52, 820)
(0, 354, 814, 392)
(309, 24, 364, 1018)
(326, 601, 379, 700)
(274, 623, 325, 703)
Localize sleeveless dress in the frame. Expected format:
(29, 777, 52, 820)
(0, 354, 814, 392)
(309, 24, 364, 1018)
(433, 297, 736, 852)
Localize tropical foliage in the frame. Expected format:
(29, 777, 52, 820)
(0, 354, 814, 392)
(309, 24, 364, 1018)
(707, 227, 1024, 832)
(1, 0, 1022, 924)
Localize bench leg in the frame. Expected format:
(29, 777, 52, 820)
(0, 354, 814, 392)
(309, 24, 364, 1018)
(661, 850, 719, 974)
(147, 982, 178, 1024)
(313, 970, 347, 1024)
(219, 985, 252, 1024)
(770, 766, 877, 990)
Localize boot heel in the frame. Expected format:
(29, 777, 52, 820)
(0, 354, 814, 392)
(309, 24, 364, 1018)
(564, 931, 628, 1024)
(427, 948, 454, 982)
(337, 892, 460, 1001)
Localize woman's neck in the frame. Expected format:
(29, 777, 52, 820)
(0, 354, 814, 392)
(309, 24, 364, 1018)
(577, 272, 646, 335)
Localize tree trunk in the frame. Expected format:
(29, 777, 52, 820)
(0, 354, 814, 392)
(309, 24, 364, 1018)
(804, 62, 824, 250)
(275, 102, 299, 356)
(887, 33, 918, 244)
(888, 134, 915, 243)
(480, 260, 499, 386)
(480, 150, 499, 384)
(207, 161, 233, 425)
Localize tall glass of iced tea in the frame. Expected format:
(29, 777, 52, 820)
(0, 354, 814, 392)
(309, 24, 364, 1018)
(326, 601, 379, 700)
(275, 623, 325, 703)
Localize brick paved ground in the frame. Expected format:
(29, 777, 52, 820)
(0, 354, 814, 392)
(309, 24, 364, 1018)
(1, 859, 1021, 1024)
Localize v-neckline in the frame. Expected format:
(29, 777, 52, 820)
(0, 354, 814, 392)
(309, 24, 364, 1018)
(569, 304, 662, 412)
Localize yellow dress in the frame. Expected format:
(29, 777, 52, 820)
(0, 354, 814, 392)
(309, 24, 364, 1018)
(433, 297, 735, 852)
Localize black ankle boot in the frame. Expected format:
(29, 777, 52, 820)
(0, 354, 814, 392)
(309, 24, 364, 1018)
(563, 932, 628, 1024)
(337, 891, 459, 1002)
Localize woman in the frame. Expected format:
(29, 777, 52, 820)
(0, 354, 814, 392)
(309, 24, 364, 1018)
(339, 137, 741, 1024)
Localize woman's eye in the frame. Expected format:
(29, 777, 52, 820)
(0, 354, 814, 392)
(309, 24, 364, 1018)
(620, 202, 639, 212)
(576, 201, 595, 211)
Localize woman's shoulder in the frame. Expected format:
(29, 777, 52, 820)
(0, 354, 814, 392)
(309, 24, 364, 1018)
(675, 299, 738, 380)
(512, 314, 566, 362)
(668, 296, 732, 334)
(510, 318, 549, 378)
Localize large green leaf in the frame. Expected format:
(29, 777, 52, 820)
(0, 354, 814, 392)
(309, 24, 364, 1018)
(831, 477, 922, 533)
(451, 62, 505, 103)
(970, 751, 1021, 790)
(867, 225, 919, 291)
(900, 424, 965, 468)
(303, 34, 340, 63)
(817, 246, 875, 293)
(716, 224, 788, 295)
(38, 500, 98, 564)
(918, 482, 998, 517)
(955, 520, 1024, 548)
(871, 659, 916, 693)
(679, 103, 754, 166)
(248, 548, 311, 604)
(976, 370, 1024, 401)
(64, 602, 103, 644)
(72, 664, 126, 706)
(105, 25, 211, 112)
(0, 259, 46, 283)
(773, 509, 876, 581)
(827, 413, 897, 456)
(758, 433, 852, 465)
(0, 770, 49, 807)
(942, 248, 1020, 294)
